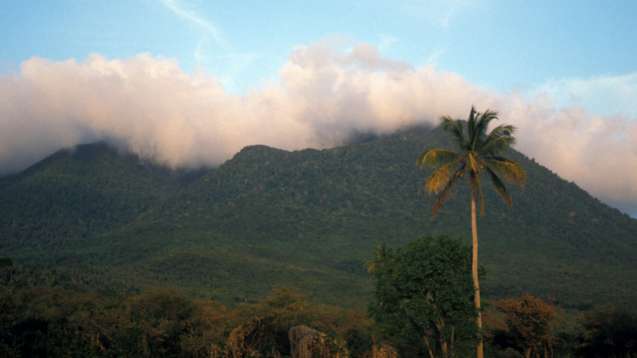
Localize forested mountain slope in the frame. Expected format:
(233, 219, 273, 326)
(1, 126, 636, 308)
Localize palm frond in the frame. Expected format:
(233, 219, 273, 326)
(479, 124, 516, 155)
(467, 107, 478, 148)
(478, 110, 499, 132)
(421, 106, 525, 217)
(484, 157, 526, 186)
(472, 110, 499, 149)
(432, 165, 465, 215)
(416, 148, 459, 167)
(441, 116, 466, 148)
(486, 166, 512, 206)
(424, 158, 463, 194)
(488, 124, 515, 137)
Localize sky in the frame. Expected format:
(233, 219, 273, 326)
(1, 0, 636, 216)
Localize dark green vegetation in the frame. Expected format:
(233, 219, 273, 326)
(0, 265, 372, 357)
(369, 236, 477, 357)
(576, 307, 637, 357)
(1, 126, 637, 309)
(3, 239, 635, 357)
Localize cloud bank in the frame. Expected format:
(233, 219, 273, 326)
(1, 41, 636, 214)
(533, 72, 637, 118)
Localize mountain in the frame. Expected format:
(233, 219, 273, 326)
(1, 126, 636, 309)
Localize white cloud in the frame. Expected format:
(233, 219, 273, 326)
(533, 72, 637, 118)
(159, 0, 257, 92)
(160, 0, 228, 50)
(0, 42, 636, 215)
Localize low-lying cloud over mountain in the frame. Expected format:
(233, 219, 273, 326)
(1, 41, 636, 214)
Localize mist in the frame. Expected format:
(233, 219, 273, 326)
(1, 41, 636, 214)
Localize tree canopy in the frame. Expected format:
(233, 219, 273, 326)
(368, 236, 477, 357)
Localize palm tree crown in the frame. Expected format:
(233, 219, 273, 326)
(417, 106, 526, 214)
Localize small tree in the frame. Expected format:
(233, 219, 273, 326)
(369, 236, 477, 358)
(496, 294, 556, 358)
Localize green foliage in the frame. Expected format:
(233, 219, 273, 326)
(0, 258, 13, 268)
(1, 127, 637, 309)
(0, 272, 371, 358)
(0, 265, 229, 357)
(368, 236, 477, 356)
(0, 251, 635, 357)
(242, 288, 371, 340)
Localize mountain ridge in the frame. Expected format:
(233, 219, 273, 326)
(1, 126, 636, 308)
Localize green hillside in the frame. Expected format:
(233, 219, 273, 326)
(1, 126, 636, 308)
(0, 143, 185, 250)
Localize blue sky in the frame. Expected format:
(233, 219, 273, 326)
(1, 0, 637, 216)
(3, 0, 636, 106)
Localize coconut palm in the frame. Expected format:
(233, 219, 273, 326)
(417, 107, 526, 358)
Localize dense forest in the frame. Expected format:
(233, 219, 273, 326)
(1, 126, 635, 308)
(2, 238, 636, 357)
(1, 124, 637, 356)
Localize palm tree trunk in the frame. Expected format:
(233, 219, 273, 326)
(471, 195, 484, 358)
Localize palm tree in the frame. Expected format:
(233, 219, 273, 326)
(417, 107, 526, 358)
